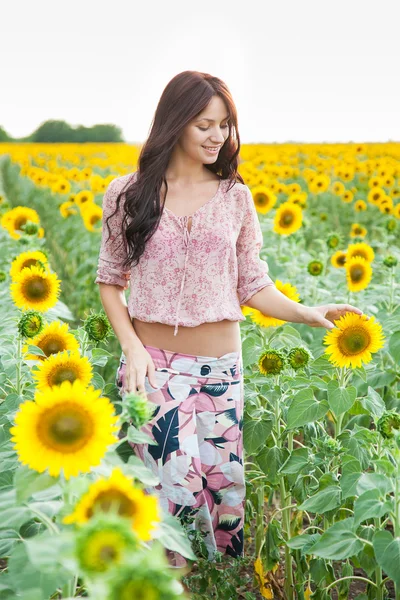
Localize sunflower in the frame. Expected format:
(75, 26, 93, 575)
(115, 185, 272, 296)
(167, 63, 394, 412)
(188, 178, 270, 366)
(367, 187, 385, 205)
(75, 190, 94, 207)
(379, 198, 393, 215)
(287, 182, 301, 195)
(250, 280, 300, 327)
(331, 250, 347, 268)
(75, 514, 138, 574)
(307, 260, 324, 276)
(23, 321, 80, 360)
(287, 192, 307, 208)
(81, 204, 103, 232)
(1, 206, 41, 239)
(323, 313, 384, 368)
(326, 233, 341, 250)
(287, 346, 312, 370)
(60, 201, 78, 218)
(342, 190, 354, 203)
(273, 202, 303, 236)
(332, 181, 345, 196)
(368, 176, 384, 189)
(354, 200, 367, 212)
(9, 250, 49, 280)
(52, 178, 71, 195)
(345, 256, 373, 292)
(250, 185, 277, 215)
(18, 310, 45, 338)
(33, 350, 93, 390)
(10, 265, 61, 312)
(63, 468, 160, 541)
(9, 380, 119, 479)
(393, 205, 400, 220)
(108, 560, 183, 600)
(308, 174, 330, 194)
(83, 310, 113, 342)
(350, 224, 367, 238)
(258, 348, 286, 376)
(347, 242, 374, 263)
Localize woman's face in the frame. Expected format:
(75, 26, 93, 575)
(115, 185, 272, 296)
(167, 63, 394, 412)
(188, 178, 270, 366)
(179, 95, 231, 163)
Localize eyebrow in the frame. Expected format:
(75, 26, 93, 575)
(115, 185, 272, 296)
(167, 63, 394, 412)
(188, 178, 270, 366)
(195, 115, 230, 122)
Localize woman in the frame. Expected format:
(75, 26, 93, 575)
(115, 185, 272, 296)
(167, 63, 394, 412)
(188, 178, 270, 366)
(95, 71, 364, 566)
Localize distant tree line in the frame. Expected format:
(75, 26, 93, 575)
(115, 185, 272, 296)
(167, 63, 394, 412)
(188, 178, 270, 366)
(0, 120, 124, 143)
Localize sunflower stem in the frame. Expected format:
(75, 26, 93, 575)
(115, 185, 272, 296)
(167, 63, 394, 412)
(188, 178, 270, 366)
(16, 334, 22, 396)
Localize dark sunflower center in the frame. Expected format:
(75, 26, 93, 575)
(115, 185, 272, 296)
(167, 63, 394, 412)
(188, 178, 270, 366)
(23, 259, 40, 269)
(262, 356, 281, 371)
(42, 338, 64, 356)
(350, 266, 365, 282)
(281, 212, 294, 226)
(88, 490, 136, 518)
(39, 404, 93, 452)
(15, 217, 28, 230)
(255, 194, 267, 206)
(25, 276, 48, 299)
(51, 367, 78, 385)
(338, 326, 370, 355)
(90, 215, 101, 225)
(99, 544, 118, 562)
(337, 255, 346, 266)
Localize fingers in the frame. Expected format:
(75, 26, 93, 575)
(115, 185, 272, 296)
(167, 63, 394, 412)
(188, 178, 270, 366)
(146, 362, 158, 389)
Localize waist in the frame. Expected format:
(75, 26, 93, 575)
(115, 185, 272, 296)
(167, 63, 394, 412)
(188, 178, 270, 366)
(131, 317, 241, 358)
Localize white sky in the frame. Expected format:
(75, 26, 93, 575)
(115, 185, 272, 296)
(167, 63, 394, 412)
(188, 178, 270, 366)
(2, 0, 399, 144)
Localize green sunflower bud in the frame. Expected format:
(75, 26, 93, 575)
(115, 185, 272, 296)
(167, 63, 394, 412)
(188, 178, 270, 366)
(287, 346, 312, 370)
(307, 260, 324, 276)
(21, 221, 40, 235)
(18, 237, 30, 245)
(258, 348, 286, 376)
(18, 310, 45, 338)
(383, 255, 398, 268)
(386, 218, 397, 232)
(75, 513, 139, 574)
(377, 411, 400, 439)
(124, 391, 156, 428)
(83, 310, 113, 342)
(327, 233, 341, 249)
(0, 271, 6, 283)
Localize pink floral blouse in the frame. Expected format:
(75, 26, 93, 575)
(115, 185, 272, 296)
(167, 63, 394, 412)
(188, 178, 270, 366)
(95, 171, 275, 336)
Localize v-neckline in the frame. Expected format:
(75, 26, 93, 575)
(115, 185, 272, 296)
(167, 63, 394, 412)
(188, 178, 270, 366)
(163, 178, 223, 219)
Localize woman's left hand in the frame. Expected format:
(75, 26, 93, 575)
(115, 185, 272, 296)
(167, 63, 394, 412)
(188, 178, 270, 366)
(301, 304, 366, 330)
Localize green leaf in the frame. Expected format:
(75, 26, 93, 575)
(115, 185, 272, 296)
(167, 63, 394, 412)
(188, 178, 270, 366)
(279, 448, 310, 474)
(26, 345, 47, 358)
(298, 485, 341, 514)
(0, 529, 20, 556)
(127, 425, 157, 446)
(359, 386, 385, 418)
(356, 472, 393, 497)
(14, 466, 60, 504)
(353, 489, 392, 526)
(340, 472, 361, 499)
(327, 380, 357, 416)
(373, 530, 400, 585)
(286, 389, 329, 429)
(307, 518, 363, 559)
(90, 347, 113, 366)
(389, 330, 400, 363)
(286, 533, 320, 552)
(125, 455, 160, 486)
(256, 446, 289, 485)
(153, 512, 196, 560)
(243, 418, 272, 454)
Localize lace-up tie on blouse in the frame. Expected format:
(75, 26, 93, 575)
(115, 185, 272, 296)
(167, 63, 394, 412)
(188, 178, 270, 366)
(95, 172, 275, 335)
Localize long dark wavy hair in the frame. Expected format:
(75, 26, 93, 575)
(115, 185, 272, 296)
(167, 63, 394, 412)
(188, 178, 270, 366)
(105, 70, 245, 270)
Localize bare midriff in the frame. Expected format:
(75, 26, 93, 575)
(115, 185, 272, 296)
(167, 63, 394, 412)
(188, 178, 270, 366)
(132, 318, 242, 359)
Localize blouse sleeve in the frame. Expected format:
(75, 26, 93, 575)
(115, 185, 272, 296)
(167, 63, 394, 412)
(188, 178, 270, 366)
(94, 178, 131, 289)
(236, 185, 275, 305)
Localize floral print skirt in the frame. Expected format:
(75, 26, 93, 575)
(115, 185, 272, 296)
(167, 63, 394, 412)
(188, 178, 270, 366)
(116, 343, 245, 566)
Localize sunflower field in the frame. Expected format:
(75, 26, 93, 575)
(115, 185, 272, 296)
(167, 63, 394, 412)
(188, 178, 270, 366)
(0, 141, 399, 600)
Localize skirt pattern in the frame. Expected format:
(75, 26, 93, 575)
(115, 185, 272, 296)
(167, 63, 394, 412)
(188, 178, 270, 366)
(116, 344, 245, 563)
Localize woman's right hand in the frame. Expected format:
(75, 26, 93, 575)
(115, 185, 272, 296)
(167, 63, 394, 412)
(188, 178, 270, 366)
(123, 345, 158, 394)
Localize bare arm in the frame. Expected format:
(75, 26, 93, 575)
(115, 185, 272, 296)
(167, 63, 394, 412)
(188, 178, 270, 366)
(98, 283, 143, 354)
(245, 285, 364, 329)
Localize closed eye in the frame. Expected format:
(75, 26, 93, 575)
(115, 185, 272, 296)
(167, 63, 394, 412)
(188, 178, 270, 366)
(198, 124, 230, 132)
